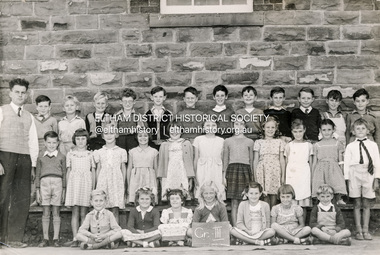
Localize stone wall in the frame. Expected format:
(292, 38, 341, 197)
(1, 0, 380, 116)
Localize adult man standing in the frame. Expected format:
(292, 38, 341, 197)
(0, 78, 39, 248)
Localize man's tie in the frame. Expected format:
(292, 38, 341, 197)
(18, 107, 22, 117)
(95, 211, 100, 220)
(305, 109, 309, 114)
(358, 139, 374, 175)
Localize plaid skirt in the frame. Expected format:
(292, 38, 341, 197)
(226, 163, 252, 200)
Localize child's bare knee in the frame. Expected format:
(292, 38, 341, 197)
(353, 198, 362, 209)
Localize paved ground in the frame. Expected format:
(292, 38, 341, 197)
(1, 237, 379, 255)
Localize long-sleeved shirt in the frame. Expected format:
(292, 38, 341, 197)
(0, 102, 39, 166)
(127, 206, 160, 233)
(291, 107, 321, 141)
(35, 150, 67, 188)
(78, 209, 121, 237)
(309, 203, 345, 232)
(344, 137, 380, 180)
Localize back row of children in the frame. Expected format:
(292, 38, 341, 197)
(33, 84, 380, 247)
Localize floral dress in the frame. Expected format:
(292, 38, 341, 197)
(128, 146, 158, 204)
(254, 139, 284, 195)
(271, 202, 304, 235)
(161, 140, 189, 200)
(65, 150, 95, 207)
(94, 146, 128, 209)
(158, 207, 193, 241)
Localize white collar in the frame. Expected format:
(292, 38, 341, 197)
(318, 202, 333, 211)
(10, 102, 23, 113)
(43, 150, 58, 157)
(355, 137, 369, 142)
(300, 106, 312, 113)
(213, 105, 226, 112)
(268, 106, 286, 111)
(62, 115, 81, 122)
(245, 107, 255, 113)
(136, 205, 153, 213)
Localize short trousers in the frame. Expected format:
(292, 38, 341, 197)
(40, 176, 63, 206)
(348, 164, 375, 199)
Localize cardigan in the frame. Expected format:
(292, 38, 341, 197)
(78, 209, 121, 237)
(291, 108, 321, 141)
(309, 204, 345, 232)
(157, 139, 195, 178)
(236, 200, 270, 232)
(192, 203, 228, 223)
(127, 206, 160, 233)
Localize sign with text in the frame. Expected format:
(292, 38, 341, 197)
(192, 222, 230, 247)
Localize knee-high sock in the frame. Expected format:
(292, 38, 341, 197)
(42, 216, 50, 240)
(53, 217, 61, 240)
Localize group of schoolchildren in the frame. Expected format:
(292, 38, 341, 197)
(26, 82, 380, 249)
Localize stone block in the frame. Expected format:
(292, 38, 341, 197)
(120, 14, 149, 29)
(190, 43, 223, 57)
(32, 89, 64, 104)
(25, 45, 54, 60)
(262, 71, 295, 85)
(88, 1, 128, 14)
(52, 74, 88, 88)
(307, 27, 340, 41)
(324, 11, 359, 25)
(327, 41, 359, 55)
(140, 6, 159, 13)
(155, 72, 192, 87)
(141, 59, 169, 72)
(342, 26, 374, 40)
(250, 42, 290, 55)
(34, 1, 67, 16)
(284, 0, 311, 10)
(221, 72, 260, 85)
(375, 70, 380, 83)
(171, 58, 205, 72)
(69, 59, 108, 73)
(0, 46, 24, 60)
(0, 17, 18, 31)
(99, 15, 122, 29)
(213, 27, 239, 41)
(1, 74, 50, 89)
(21, 19, 48, 31)
(273, 56, 307, 70)
(239, 27, 262, 41)
(130, 0, 149, 7)
(40, 31, 118, 44)
(3, 61, 38, 74)
(56, 45, 92, 59)
(264, 27, 306, 41)
(265, 11, 322, 25)
(224, 42, 248, 56)
(8, 32, 39, 45)
(253, 4, 273, 11)
(311, 0, 341, 10)
(239, 57, 271, 70)
(125, 44, 152, 57)
(125, 73, 153, 87)
(194, 72, 220, 86)
(142, 29, 174, 43)
(322, 86, 357, 99)
(109, 58, 139, 72)
(0, 3, 33, 16)
(361, 41, 380, 55)
(68, 2, 87, 15)
(291, 42, 325, 56)
(155, 44, 187, 58)
(361, 11, 380, 24)
(89, 73, 122, 86)
(51, 16, 75, 31)
(372, 26, 380, 39)
(76, 15, 98, 30)
(310, 56, 338, 69)
(336, 56, 380, 69)
(297, 71, 334, 84)
(94, 44, 124, 58)
(344, 0, 374, 11)
(205, 58, 238, 71)
(121, 30, 141, 42)
(336, 69, 374, 84)
(40, 61, 68, 72)
(177, 28, 212, 42)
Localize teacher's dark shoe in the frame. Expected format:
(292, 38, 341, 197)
(38, 239, 49, 248)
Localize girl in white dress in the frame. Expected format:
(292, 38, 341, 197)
(127, 130, 158, 204)
(284, 119, 313, 219)
(193, 119, 225, 199)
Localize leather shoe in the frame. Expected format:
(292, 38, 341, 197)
(8, 241, 28, 248)
(38, 239, 49, 248)
(53, 239, 61, 247)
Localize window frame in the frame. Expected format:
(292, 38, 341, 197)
(160, 0, 254, 14)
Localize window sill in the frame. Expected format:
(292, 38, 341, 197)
(149, 12, 264, 28)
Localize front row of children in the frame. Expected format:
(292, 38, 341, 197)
(76, 182, 351, 250)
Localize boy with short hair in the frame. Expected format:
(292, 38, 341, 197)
(291, 87, 321, 142)
(234, 86, 265, 141)
(175, 86, 203, 141)
(309, 184, 351, 246)
(36, 131, 66, 247)
(206, 84, 234, 138)
(145, 86, 172, 150)
(34, 95, 58, 150)
(264, 87, 292, 141)
(344, 118, 380, 240)
(345, 88, 380, 151)
(85, 92, 109, 151)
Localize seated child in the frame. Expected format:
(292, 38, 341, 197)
(310, 184, 351, 246)
(76, 189, 122, 250)
(231, 182, 275, 245)
(158, 189, 193, 246)
(271, 184, 311, 245)
(121, 187, 161, 248)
